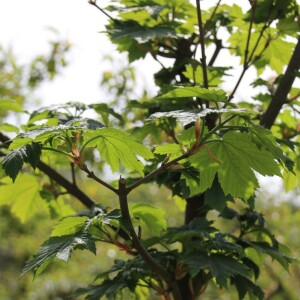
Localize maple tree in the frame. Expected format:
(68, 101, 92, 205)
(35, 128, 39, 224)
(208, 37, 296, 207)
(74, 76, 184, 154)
(0, 0, 300, 299)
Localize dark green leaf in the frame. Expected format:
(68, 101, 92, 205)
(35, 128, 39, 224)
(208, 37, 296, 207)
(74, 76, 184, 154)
(107, 20, 176, 43)
(182, 252, 250, 287)
(21, 231, 96, 277)
(2, 143, 42, 181)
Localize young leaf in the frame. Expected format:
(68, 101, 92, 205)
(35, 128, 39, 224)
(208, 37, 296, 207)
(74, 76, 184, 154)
(83, 128, 154, 175)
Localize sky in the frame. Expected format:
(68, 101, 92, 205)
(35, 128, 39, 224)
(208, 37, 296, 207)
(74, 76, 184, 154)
(0, 0, 163, 107)
(0, 0, 253, 107)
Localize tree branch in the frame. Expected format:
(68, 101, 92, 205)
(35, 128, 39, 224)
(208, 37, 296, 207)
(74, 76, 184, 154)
(81, 165, 119, 194)
(37, 161, 96, 208)
(203, 0, 222, 32)
(260, 36, 300, 129)
(118, 178, 182, 300)
(126, 151, 190, 194)
(208, 39, 222, 66)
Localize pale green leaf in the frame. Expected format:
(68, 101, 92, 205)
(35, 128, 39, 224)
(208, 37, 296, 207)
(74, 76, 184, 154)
(83, 128, 153, 175)
(210, 132, 281, 198)
(0, 174, 47, 223)
(156, 87, 227, 102)
(0, 123, 19, 133)
(154, 143, 183, 160)
(130, 203, 167, 236)
(51, 216, 89, 237)
(0, 99, 23, 112)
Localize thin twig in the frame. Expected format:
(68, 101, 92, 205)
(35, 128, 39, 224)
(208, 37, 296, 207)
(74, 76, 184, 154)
(196, 0, 209, 90)
(82, 165, 119, 194)
(126, 151, 190, 193)
(88, 0, 116, 22)
(228, 24, 269, 101)
(243, 2, 256, 68)
(203, 0, 222, 32)
(118, 178, 182, 300)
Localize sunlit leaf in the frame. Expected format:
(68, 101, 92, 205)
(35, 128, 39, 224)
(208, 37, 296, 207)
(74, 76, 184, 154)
(83, 128, 154, 175)
(0, 174, 47, 223)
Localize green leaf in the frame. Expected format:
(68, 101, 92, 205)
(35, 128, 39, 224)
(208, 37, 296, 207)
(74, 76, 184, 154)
(51, 216, 89, 237)
(2, 143, 42, 181)
(0, 174, 47, 223)
(21, 231, 96, 277)
(182, 252, 250, 287)
(90, 103, 124, 125)
(277, 16, 300, 35)
(154, 143, 183, 160)
(0, 123, 19, 133)
(83, 128, 154, 175)
(205, 178, 233, 212)
(1, 150, 23, 182)
(262, 38, 294, 74)
(165, 218, 217, 243)
(148, 108, 245, 126)
(130, 203, 167, 235)
(0, 99, 23, 112)
(233, 275, 264, 300)
(156, 87, 228, 102)
(210, 132, 282, 198)
(183, 147, 220, 195)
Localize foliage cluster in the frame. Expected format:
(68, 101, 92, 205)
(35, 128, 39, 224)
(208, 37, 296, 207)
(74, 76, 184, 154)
(1, 1, 300, 299)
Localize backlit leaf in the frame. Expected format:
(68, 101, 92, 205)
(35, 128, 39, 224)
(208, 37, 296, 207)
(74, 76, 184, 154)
(209, 132, 282, 198)
(83, 128, 154, 175)
(51, 216, 89, 237)
(0, 174, 47, 223)
(130, 203, 167, 235)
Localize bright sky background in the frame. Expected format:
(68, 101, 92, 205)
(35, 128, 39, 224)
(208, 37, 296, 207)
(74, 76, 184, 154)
(0, 0, 161, 107)
(0, 0, 299, 202)
(0, 0, 253, 107)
